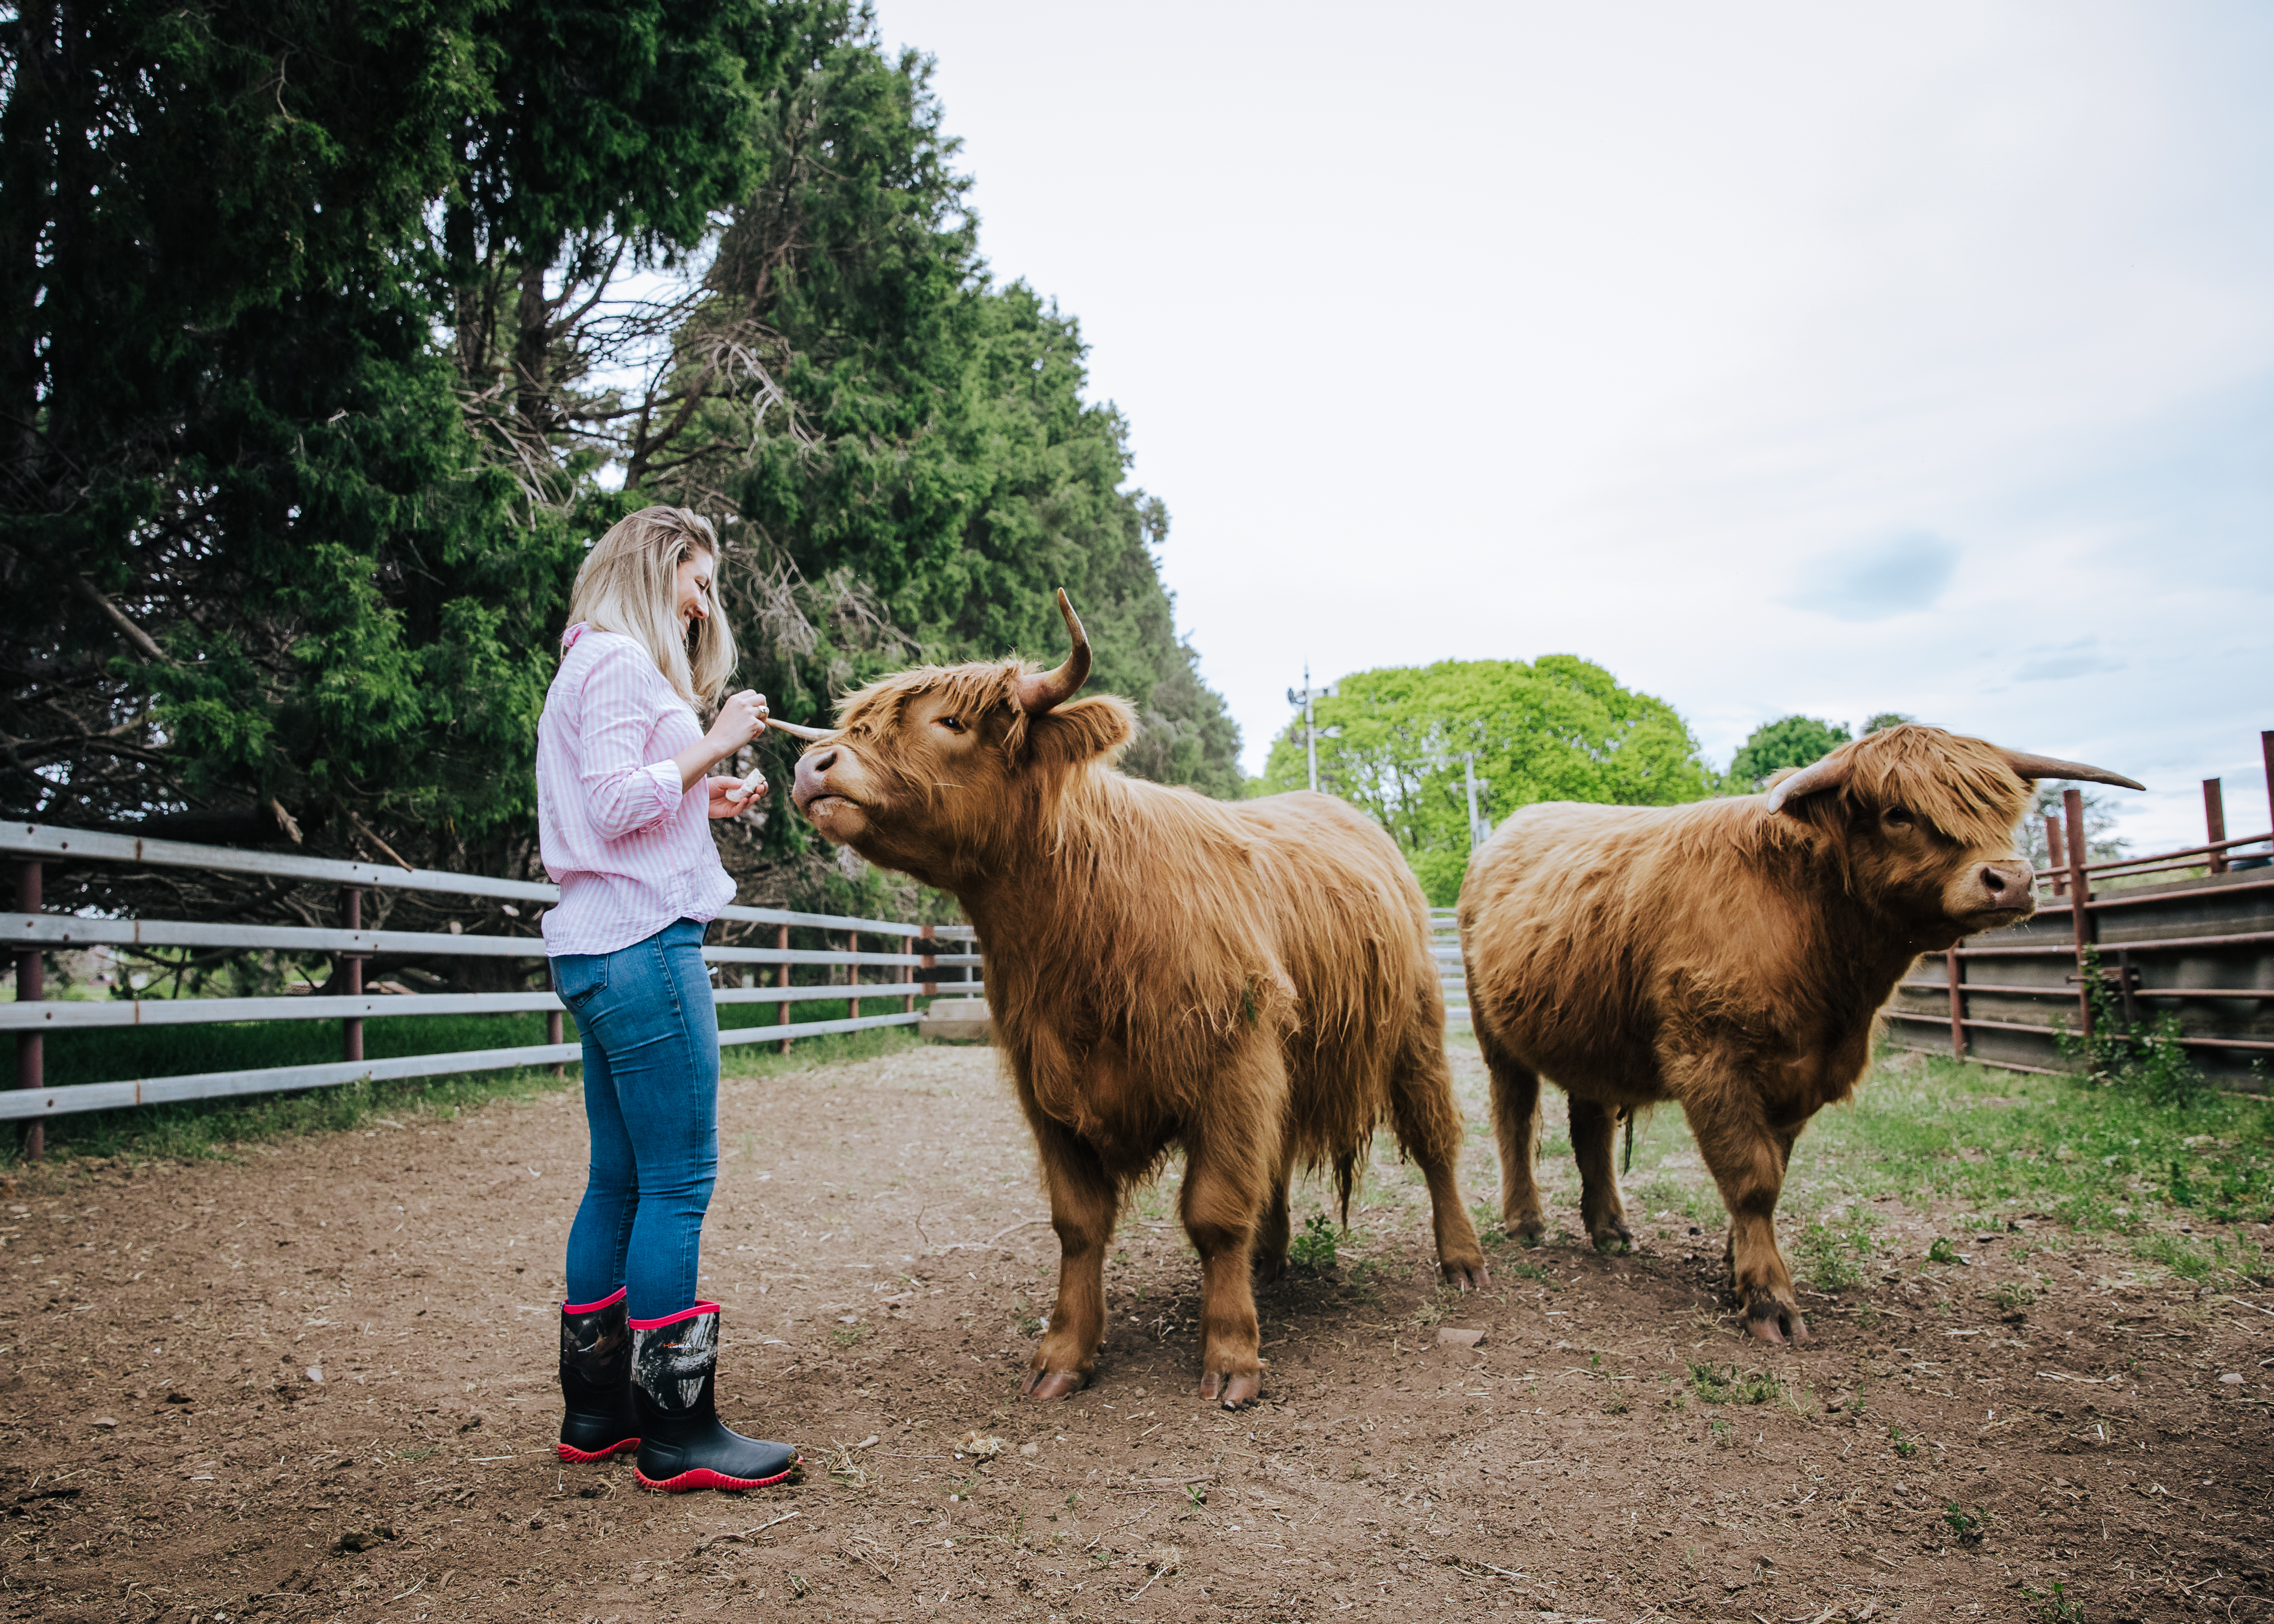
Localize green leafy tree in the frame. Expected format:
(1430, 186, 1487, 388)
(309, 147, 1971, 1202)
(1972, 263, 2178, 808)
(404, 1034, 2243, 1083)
(1863, 711, 1916, 734)
(1257, 657, 1718, 904)
(1727, 715, 1853, 791)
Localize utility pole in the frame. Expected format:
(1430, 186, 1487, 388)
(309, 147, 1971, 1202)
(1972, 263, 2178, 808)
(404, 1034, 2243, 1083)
(1458, 753, 1492, 847)
(1286, 666, 1339, 794)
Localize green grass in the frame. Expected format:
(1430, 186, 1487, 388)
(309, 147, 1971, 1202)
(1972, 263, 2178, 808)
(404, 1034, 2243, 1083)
(7, 1022, 926, 1167)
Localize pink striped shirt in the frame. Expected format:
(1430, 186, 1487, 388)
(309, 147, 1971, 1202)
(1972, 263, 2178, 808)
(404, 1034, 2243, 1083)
(537, 623, 736, 956)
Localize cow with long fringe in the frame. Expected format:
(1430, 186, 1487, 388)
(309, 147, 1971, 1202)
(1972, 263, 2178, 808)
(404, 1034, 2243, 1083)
(1458, 724, 2141, 1344)
(772, 592, 1488, 1407)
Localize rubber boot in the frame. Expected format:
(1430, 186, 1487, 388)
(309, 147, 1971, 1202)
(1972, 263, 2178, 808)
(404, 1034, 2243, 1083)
(556, 1288, 642, 1463)
(629, 1302, 799, 1492)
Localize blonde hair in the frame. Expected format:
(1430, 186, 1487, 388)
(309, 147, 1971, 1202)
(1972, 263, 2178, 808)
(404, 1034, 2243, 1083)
(567, 506, 737, 706)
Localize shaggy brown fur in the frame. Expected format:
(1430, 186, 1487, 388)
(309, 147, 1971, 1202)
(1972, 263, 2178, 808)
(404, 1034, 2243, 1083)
(1458, 725, 2129, 1344)
(788, 640, 1486, 1408)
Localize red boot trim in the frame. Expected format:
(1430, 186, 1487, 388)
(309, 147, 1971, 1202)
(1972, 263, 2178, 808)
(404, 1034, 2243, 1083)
(635, 1455, 799, 1494)
(562, 1286, 627, 1316)
(627, 1300, 722, 1331)
(556, 1436, 639, 1464)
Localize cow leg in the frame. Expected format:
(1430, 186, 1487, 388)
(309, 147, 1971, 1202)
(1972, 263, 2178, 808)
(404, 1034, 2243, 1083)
(1681, 1095, 1808, 1345)
(1569, 1096, 1634, 1254)
(1480, 1031, 1546, 1244)
(1254, 1145, 1296, 1286)
(1021, 1120, 1119, 1400)
(1387, 1028, 1489, 1289)
(1179, 1114, 1277, 1410)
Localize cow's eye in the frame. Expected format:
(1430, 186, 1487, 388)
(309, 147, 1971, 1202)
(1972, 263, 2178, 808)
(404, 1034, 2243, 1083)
(1885, 806, 1914, 828)
(935, 715, 965, 734)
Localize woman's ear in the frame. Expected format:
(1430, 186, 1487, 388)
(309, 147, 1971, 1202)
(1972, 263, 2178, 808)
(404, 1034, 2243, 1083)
(1024, 695, 1135, 771)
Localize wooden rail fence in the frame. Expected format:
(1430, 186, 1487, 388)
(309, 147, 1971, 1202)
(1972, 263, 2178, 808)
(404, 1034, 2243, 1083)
(3, 823, 980, 1155)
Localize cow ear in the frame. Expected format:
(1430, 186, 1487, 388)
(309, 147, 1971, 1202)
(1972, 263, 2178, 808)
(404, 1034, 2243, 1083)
(1024, 695, 1134, 770)
(1765, 755, 1849, 816)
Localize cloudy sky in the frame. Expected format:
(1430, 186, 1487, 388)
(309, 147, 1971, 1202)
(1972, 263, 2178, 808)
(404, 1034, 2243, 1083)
(874, 0, 2272, 851)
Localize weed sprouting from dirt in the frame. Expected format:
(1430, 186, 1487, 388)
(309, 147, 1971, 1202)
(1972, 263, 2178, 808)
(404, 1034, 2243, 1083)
(1888, 1422, 1920, 1459)
(1289, 1213, 1340, 1272)
(1927, 1237, 1959, 1265)
(1795, 1212, 1878, 1289)
(1942, 1502, 1986, 1546)
(2025, 1581, 2086, 1622)
(1988, 1280, 2039, 1312)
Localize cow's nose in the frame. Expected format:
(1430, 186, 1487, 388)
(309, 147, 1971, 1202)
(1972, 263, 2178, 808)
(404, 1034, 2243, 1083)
(792, 747, 836, 807)
(1980, 863, 2034, 910)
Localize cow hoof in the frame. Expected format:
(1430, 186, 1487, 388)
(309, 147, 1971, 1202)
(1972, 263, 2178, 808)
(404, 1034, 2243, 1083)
(1744, 1295, 1809, 1346)
(1440, 1259, 1490, 1292)
(1202, 1369, 1261, 1409)
(1254, 1253, 1288, 1286)
(1020, 1368, 1085, 1400)
(1504, 1218, 1546, 1247)
(1589, 1224, 1633, 1255)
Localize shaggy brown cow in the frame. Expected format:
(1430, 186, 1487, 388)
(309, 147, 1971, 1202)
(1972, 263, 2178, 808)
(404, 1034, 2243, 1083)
(773, 593, 1487, 1406)
(1458, 724, 2140, 1344)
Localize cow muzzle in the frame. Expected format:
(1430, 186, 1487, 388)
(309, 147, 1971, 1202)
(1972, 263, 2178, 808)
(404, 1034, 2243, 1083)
(1966, 859, 2037, 924)
(791, 746, 864, 839)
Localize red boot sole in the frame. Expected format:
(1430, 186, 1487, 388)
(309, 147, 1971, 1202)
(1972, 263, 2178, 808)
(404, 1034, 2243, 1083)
(635, 1456, 799, 1493)
(556, 1438, 639, 1463)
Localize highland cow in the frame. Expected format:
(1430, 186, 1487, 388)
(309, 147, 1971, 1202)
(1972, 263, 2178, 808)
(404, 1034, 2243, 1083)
(774, 593, 1488, 1407)
(1457, 724, 2140, 1343)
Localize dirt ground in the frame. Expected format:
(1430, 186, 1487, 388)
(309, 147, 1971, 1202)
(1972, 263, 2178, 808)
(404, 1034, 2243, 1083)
(2, 1040, 2269, 1624)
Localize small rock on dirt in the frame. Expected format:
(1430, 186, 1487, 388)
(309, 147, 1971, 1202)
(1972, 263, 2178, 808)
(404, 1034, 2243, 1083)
(1436, 1327, 1485, 1348)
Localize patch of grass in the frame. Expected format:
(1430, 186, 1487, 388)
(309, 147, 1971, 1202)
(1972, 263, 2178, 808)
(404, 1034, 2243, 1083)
(1987, 1280, 2039, 1312)
(2131, 1230, 2263, 1284)
(1927, 1237, 1959, 1265)
(1706, 1418, 1733, 1448)
(2025, 1581, 2085, 1622)
(1795, 1212, 1878, 1290)
(1687, 1362, 1781, 1405)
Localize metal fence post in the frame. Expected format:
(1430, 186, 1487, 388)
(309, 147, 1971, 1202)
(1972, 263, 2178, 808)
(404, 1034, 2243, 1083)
(2204, 778, 2228, 876)
(546, 960, 564, 1079)
(2044, 814, 2068, 896)
(2263, 730, 2274, 850)
(2063, 788, 2094, 1039)
(15, 859, 43, 1161)
(340, 887, 364, 1064)
(777, 923, 791, 1054)
(1945, 941, 1966, 1060)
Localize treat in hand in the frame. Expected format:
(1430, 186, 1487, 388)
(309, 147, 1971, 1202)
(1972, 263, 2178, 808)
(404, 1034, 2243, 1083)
(724, 767, 767, 805)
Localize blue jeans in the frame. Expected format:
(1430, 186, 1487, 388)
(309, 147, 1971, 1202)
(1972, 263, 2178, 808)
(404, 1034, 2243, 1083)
(554, 918, 720, 1321)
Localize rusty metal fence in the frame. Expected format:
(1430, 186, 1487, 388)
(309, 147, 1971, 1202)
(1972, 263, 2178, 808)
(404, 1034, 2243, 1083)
(1883, 728, 2274, 1085)
(2, 823, 980, 1156)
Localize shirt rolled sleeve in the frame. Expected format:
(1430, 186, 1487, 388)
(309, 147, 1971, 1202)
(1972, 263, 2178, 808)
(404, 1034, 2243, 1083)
(578, 643, 692, 839)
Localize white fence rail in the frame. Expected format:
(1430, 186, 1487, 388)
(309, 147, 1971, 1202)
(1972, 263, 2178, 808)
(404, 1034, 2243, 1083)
(1431, 908, 1469, 1026)
(2, 822, 976, 1137)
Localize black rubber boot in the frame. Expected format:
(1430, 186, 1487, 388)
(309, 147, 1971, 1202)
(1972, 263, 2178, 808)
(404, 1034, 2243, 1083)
(629, 1302, 798, 1492)
(556, 1288, 642, 1463)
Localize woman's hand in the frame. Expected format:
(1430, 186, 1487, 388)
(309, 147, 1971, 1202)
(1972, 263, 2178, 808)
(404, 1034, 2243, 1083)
(705, 769, 768, 819)
(677, 691, 768, 792)
(707, 690, 768, 755)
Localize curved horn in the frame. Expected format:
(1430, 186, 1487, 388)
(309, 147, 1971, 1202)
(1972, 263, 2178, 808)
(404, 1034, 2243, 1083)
(1764, 755, 1850, 814)
(764, 715, 837, 744)
(1996, 749, 2145, 793)
(1015, 588, 1091, 715)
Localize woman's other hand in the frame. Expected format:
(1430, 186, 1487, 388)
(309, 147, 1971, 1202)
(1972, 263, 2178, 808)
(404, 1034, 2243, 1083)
(706, 770, 768, 819)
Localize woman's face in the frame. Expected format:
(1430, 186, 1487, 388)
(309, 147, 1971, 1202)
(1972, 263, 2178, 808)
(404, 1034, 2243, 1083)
(675, 549, 716, 630)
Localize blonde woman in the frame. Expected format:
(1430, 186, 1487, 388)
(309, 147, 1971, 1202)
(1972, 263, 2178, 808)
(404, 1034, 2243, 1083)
(537, 506, 795, 1492)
